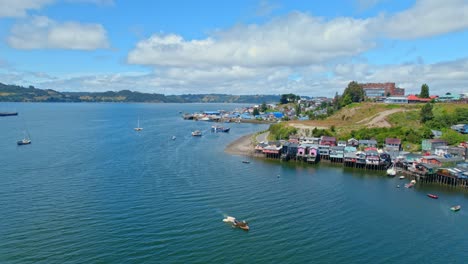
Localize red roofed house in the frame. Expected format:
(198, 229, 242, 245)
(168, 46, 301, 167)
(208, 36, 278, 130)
(385, 138, 401, 152)
(407, 94, 438, 103)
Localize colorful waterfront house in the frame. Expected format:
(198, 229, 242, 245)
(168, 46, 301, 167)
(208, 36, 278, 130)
(318, 145, 330, 157)
(359, 139, 377, 149)
(330, 146, 345, 160)
(320, 136, 336, 146)
(263, 144, 283, 158)
(434, 146, 465, 158)
(344, 151, 357, 163)
(365, 149, 380, 165)
(337, 140, 347, 147)
(254, 142, 269, 153)
(281, 142, 298, 158)
(306, 145, 320, 163)
(356, 151, 367, 165)
(301, 137, 320, 144)
(344, 146, 357, 153)
(297, 144, 307, 157)
(385, 138, 401, 152)
(421, 139, 447, 152)
(347, 138, 359, 147)
(420, 155, 443, 166)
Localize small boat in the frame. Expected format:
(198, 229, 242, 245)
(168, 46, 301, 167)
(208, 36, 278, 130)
(223, 216, 249, 231)
(404, 183, 414, 188)
(17, 131, 31, 146)
(192, 130, 202, 136)
(396, 185, 400, 188)
(427, 193, 438, 199)
(386, 165, 396, 177)
(0, 112, 18, 116)
(17, 138, 31, 145)
(450, 205, 461, 212)
(242, 160, 250, 164)
(399, 175, 405, 180)
(211, 125, 230, 133)
(134, 117, 143, 131)
(171, 136, 176, 140)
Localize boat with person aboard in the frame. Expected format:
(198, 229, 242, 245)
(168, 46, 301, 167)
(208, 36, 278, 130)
(450, 205, 461, 212)
(223, 216, 249, 231)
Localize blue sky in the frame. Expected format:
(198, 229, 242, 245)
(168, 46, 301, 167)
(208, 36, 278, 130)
(0, 0, 467, 96)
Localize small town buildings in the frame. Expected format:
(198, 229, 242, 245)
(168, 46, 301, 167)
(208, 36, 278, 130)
(337, 140, 347, 147)
(347, 138, 359, 147)
(320, 136, 337, 146)
(359, 82, 405, 99)
(330, 146, 345, 162)
(359, 139, 377, 149)
(420, 155, 442, 166)
(407, 94, 438, 103)
(385, 138, 401, 152)
(384, 97, 408, 104)
(422, 139, 447, 152)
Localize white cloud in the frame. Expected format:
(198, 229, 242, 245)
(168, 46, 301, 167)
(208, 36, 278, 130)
(7, 16, 110, 50)
(383, 0, 468, 39)
(256, 0, 280, 17)
(128, 12, 375, 68)
(0, 0, 54, 17)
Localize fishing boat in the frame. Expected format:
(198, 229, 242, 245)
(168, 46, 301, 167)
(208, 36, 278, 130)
(17, 131, 31, 145)
(134, 117, 143, 131)
(427, 193, 438, 199)
(242, 160, 250, 164)
(192, 130, 202, 136)
(211, 125, 230, 133)
(223, 216, 249, 231)
(450, 205, 461, 212)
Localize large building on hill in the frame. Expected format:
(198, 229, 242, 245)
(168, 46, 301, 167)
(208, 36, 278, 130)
(359, 82, 405, 98)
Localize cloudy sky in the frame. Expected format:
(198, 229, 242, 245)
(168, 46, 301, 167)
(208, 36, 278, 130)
(0, 0, 467, 96)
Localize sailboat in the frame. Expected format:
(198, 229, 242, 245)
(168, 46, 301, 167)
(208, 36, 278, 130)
(17, 130, 31, 145)
(134, 117, 143, 131)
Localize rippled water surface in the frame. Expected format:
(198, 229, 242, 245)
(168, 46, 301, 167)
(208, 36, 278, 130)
(1, 103, 467, 263)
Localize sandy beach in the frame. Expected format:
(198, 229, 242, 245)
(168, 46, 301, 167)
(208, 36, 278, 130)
(224, 133, 255, 156)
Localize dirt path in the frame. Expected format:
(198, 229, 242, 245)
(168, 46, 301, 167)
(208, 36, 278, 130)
(357, 108, 407, 128)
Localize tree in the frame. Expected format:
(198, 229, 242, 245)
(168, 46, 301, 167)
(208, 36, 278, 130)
(295, 104, 301, 116)
(420, 103, 434, 123)
(260, 102, 268, 112)
(420, 84, 430, 98)
(280, 94, 288, 104)
(342, 81, 365, 105)
(252, 107, 260, 116)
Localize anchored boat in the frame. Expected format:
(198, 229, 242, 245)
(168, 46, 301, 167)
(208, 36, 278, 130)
(223, 216, 249, 231)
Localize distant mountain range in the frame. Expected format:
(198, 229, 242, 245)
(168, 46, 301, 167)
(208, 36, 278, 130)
(0, 82, 280, 103)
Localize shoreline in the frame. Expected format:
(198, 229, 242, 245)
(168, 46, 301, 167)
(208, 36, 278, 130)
(224, 133, 255, 156)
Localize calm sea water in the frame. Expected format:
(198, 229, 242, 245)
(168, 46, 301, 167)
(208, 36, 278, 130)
(1, 103, 467, 263)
